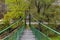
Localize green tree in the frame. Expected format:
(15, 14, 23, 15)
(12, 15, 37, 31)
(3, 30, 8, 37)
(4, 0, 29, 24)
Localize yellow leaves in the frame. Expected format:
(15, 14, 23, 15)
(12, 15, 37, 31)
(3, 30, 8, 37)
(4, 0, 29, 23)
(8, 5, 18, 10)
(19, 0, 29, 11)
(4, 13, 11, 24)
(5, 0, 17, 4)
(5, 0, 24, 17)
(42, 0, 54, 4)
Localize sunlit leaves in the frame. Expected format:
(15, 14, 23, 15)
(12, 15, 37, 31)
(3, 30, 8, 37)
(4, 0, 30, 20)
(4, 0, 29, 24)
(42, 0, 55, 4)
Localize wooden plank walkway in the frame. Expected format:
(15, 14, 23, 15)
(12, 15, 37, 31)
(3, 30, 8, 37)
(20, 29, 36, 40)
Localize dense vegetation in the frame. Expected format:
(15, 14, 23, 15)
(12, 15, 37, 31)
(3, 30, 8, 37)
(0, 0, 60, 40)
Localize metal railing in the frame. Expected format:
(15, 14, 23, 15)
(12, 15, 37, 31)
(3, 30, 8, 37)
(3, 25, 25, 40)
(0, 18, 22, 34)
(30, 25, 51, 40)
(0, 18, 25, 40)
(33, 17, 60, 35)
(31, 14, 60, 35)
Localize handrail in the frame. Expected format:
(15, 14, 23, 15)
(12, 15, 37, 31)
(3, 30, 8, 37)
(31, 14, 60, 35)
(40, 23, 60, 35)
(3, 25, 25, 40)
(0, 18, 23, 34)
(30, 25, 51, 40)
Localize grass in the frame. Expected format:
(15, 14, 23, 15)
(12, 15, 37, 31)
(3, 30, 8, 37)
(51, 36, 60, 40)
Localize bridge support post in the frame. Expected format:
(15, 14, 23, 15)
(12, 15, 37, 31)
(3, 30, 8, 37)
(25, 10, 27, 27)
(29, 13, 31, 27)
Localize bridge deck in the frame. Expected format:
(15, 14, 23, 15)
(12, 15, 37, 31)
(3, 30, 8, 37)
(20, 29, 36, 40)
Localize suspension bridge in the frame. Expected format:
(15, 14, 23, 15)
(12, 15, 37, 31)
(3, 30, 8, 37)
(0, 16, 60, 40)
(0, 0, 60, 40)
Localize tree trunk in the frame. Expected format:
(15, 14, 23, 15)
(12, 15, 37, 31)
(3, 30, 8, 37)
(29, 13, 31, 27)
